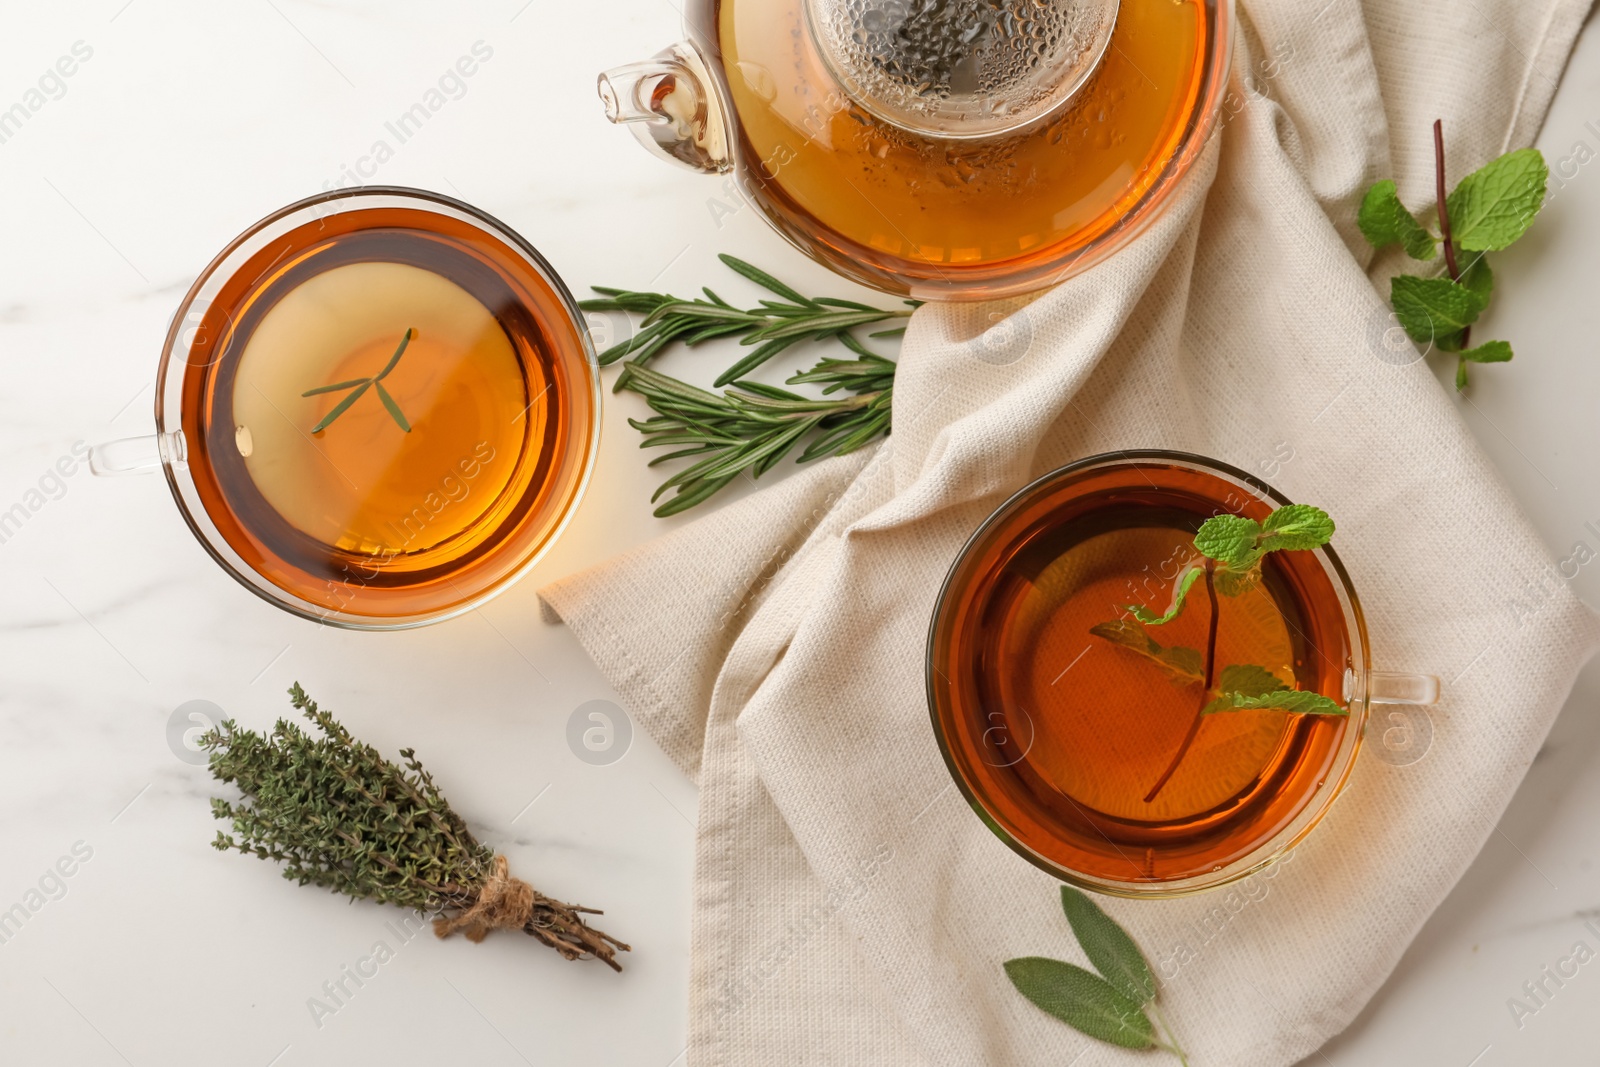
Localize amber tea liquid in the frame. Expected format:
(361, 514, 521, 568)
(702, 0, 1210, 290)
(173, 205, 596, 622)
(931, 463, 1353, 886)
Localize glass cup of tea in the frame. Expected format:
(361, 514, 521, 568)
(91, 187, 601, 630)
(926, 451, 1439, 897)
(599, 0, 1233, 300)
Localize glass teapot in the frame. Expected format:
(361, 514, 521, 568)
(600, 0, 1233, 300)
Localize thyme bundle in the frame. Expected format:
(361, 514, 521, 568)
(201, 684, 629, 970)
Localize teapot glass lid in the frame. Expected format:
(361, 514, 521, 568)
(805, 0, 1121, 138)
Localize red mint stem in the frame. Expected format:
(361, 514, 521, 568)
(1433, 119, 1469, 351)
(1144, 560, 1218, 804)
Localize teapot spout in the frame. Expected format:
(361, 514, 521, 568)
(598, 45, 730, 174)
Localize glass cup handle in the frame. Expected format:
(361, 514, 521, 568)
(90, 432, 185, 476)
(1367, 671, 1439, 705)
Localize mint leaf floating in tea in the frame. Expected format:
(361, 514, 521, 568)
(303, 326, 417, 433)
(1213, 662, 1286, 699)
(1006, 886, 1188, 1064)
(1200, 662, 1346, 716)
(199, 683, 629, 970)
(1088, 619, 1203, 685)
(1359, 120, 1547, 389)
(581, 256, 910, 515)
(1205, 688, 1348, 717)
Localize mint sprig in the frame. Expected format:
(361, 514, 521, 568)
(1358, 121, 1546, 390)
(1096, 503, 1343, 801)
(1191, 504, 1336, 570)
(1005, 887, 1188, 1064)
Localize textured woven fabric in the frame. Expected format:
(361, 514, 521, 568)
(540, 2, 1600, 1063)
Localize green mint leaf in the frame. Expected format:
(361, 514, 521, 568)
(1059, 886, 1157, 1004)
(1390, 275, 1489, 347)
(1195, 515, 1260, 567)
(1204, 689, 1349, 716)
(1456, 360, 1470, 391)
(1459, 253, 1494, 302)
(1124, 565, 1204, 627)
(1445, 148, 1548, 252)
(1460, 339, 1513, 364)
(1215, 664, 1285, 699)
(1003, 958, 1155, 1049)
(1357, 180, 1437, 260)
(1261, 504, 1335, 551)
(1089, 620, 1203, 684)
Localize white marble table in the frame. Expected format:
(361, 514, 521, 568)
(0, 3, 1595, 1065)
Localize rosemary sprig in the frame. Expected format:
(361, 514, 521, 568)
(619, 356, 893, 516)
(580, 254, 915, 388)
(303, 326, 416, 433)
(582, 257, 910, 516)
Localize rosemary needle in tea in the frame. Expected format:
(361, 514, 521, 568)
(303, 326, 416, 433)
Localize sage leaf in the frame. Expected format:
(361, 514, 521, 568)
(1059, 886, 1157, 1004)
(1003, 957, 1155, 1049)
(1357, 179, 1437, 260)
(1445, 148, 1548, 251)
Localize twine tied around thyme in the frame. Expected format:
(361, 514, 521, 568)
(435, 854, 533, 942)
(433, 854, 630, 970)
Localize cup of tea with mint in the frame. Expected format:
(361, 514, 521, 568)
(927, 451, 1438, 896)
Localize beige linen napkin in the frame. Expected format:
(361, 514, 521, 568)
(541, 1, 1600, 1063)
